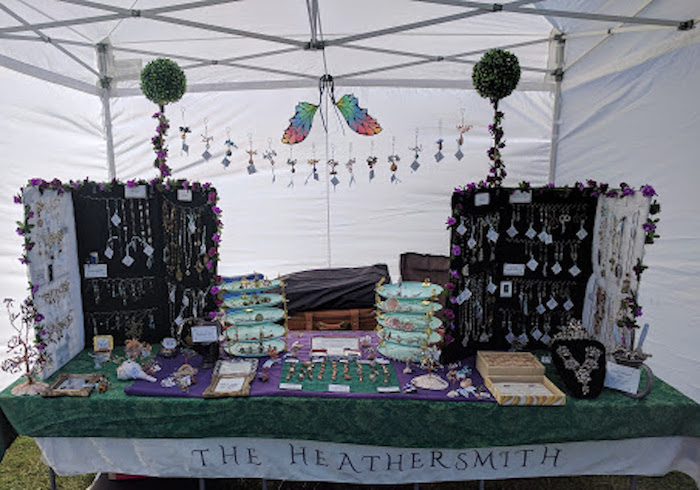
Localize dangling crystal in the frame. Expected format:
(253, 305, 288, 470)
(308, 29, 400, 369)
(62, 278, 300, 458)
(434, 151, 444, 162)
(111, 212, 121, 227)
(104, 246, 114, 259)
(455, 148, 464, 160)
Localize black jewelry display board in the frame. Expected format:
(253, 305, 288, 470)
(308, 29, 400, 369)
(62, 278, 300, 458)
(443, 187, 597, 361)
(72, 183, 218, 344)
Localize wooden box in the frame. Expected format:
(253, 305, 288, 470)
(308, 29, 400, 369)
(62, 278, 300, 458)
(476, 351, 566, 406)
(286, 308, 376, 331)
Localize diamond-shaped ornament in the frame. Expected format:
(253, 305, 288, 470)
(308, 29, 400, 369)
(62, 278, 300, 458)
(545, 233, 554, 245)
(551, 262, 563, 275)
(505, 331, 516, 344)
(577, 228, 589, 240)
(104, 246, 114, 260)
(457, 287, 472, 304)
(182, 142, 189, 154)
(569, 264, 582, 277)
(486, 228, 499, 243)
(541, 333, 552, 345)
(479, 331, 490, 343)
(248, 164, 258, 175)
(369, 169, 375, 181)
(202, 150, 212, 161)
(410, 159, 420, 171)
(531, 328, 543, 341)
(506, 225, 518, 238)
(487, 281, 497, 294)
(564, 298, 574, 311)
(434, 151, 444, 162)
(221, 157, 231, 168)
(467, 237, 477, 249)
(331, 176, 340, 187)
(456, 222, 468, 236)
(111, 212, 121, 227)
(527, 258, 539, 271)
(174, 315, 184, 327)
(188, 220, 196, 234)
(143, 244, 154, 257)
(546, 297, 558, 310)
(525, 226, 537, 239)
(538, 231, 549, 243)
(536, 304, 546, 315)
(455, 148, 464, 160)
(182, 295, 190, 307)
(121, 254, 134, 267)
(518, 332, 529, 345)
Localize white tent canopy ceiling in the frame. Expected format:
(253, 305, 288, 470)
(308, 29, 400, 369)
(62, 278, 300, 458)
(1, 0, 700, 402)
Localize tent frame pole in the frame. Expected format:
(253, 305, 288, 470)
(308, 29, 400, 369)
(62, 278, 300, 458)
(548, 34, 565, 185)
(97, 43, 117, 181)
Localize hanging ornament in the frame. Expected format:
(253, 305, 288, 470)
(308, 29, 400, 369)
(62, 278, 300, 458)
(305, 144, 319, 185)
(179, 107, 191, 156)
(201, 118, 213, 161)
(222, 127, 237, 168)
(435, 119, 444, 162)
(367, 140, 378, 182)
(328, 144, 340, 190)
(409, 128, 423, 172)
(346, 142, 356, 188)
(246, 134, 258, 174)
(286, 146, 297, 188)
(388, 136, 401, 184)
(455, 109, 473, 161)
(263, 138, 278, 183)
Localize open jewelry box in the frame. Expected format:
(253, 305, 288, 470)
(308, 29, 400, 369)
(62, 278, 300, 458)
(476, 351, 566, 406)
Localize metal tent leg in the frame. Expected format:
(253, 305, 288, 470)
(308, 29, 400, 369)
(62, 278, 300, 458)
(630, 475, 638, 490)
(198, 477, 206, 490)
(262, 478, 268, 490)
(479, 479, 485, 490)
(48, 467, 56, 490)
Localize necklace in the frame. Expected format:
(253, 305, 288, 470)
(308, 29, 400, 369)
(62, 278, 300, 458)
(555, 344, 602, 395)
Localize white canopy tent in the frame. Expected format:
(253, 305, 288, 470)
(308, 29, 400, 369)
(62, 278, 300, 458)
(0, 0, 699, 403)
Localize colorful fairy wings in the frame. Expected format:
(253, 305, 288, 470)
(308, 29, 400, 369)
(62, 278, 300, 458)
(282, 75, 382, 145)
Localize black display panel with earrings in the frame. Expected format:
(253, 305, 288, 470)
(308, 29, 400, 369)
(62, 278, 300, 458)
(72, 183, 218, 345)
(442, 187, 597, 362)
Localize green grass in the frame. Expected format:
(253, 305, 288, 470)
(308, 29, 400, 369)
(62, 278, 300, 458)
(0, 436, 696, 490)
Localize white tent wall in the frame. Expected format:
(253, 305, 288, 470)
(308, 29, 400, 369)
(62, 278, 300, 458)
(555, 39, 700, 402)
(0, 67, 105, 389)
(108, 86, 554, 277)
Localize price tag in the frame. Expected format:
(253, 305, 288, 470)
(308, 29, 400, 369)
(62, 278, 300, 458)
(509, 190, 532, 204)
(474, 192, 490, 207)
(83, 263, 107, 279)
(177, 189, 193, 202)
(503, 263, 526, 276)
(328, 384, 351, 393)
(377, 386, 401, 393)
(191, 325, 218, 343)
(279, 383, 303, 391)
(604, 362, 641, 395)
(124, 185, 147, 199)
(376, 359, 390, 365)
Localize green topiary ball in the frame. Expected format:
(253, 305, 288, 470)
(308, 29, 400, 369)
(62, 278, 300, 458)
(472, 49, 521, 101)
(140, 58, 186, 106)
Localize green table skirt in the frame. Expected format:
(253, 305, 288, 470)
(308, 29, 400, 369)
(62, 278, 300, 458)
(0, 348, 698, 460)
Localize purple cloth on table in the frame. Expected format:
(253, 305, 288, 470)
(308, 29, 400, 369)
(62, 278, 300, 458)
(125, 352, 213, 398)
(125, 331, 495, 403)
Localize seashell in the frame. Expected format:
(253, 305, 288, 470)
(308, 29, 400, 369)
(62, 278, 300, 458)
(117, 360, 156, 382)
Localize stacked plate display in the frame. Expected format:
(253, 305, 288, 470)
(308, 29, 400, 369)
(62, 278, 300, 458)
(375, 281, 444, 362)
(222, 275, 287, 357)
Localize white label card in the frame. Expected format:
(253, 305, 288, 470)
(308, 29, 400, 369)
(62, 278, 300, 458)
(509, 190, 532, 204)
(177, 189, 193, 202)
(503, 263, 526, 277)
(377, 386, 401, 393)
(604, 361, 641, 395)
(279, 383, 303, 391)
(474, 192, 490, 206)
(215, 377, 245, 393)
(83, 263, 108, 279)
(191, 325, 218, 344)
(328, 384, 351, 393)
(124, 185, 147, 199)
